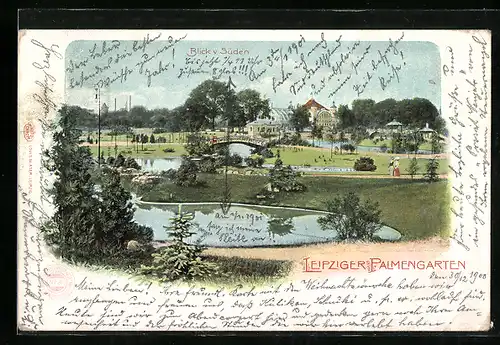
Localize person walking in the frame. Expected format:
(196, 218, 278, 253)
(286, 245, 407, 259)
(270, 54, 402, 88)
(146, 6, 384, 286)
(388, 157, 394, 176)
(394, 157, 401, 177)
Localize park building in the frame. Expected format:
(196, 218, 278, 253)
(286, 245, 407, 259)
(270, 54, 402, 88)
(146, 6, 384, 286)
(246, 118, 282, 138)
(245, 107, 292, 138)
(418, 123, 436, 140)
(302, 98, 338, 128)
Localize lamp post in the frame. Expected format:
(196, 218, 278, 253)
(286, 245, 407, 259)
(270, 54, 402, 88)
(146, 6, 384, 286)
(95, 87, 101, 168)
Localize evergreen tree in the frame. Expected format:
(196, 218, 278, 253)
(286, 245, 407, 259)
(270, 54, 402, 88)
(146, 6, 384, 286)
(42, 106, 153, 263)
(424, 157, 440, 182)
(99, 168, 154, 252)
(43, 106, 102, 261)
(268, 153, 305, 192)
(406, 157, 419, 179)
(150, 134, 156, 144)
(140, 206, 219, 282)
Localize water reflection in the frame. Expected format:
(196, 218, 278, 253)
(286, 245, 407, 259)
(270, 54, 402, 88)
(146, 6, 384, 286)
(267, 216, 294, 238)
(133, 203, 401, 247)
(136, 157, 181, 172)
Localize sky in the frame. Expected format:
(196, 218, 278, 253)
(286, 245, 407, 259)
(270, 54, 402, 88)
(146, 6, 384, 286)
(64, 35, 441, 112)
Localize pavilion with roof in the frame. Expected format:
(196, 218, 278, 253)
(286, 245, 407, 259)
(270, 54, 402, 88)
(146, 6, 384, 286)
(418, 123, 436, 140)
(386, 119, 404, 132)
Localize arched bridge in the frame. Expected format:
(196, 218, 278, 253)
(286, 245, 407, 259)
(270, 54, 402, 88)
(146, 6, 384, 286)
(209, 135, 270, 150)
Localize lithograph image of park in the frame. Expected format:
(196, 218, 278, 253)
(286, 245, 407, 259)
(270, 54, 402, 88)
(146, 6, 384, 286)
(44, 35, 450, 284)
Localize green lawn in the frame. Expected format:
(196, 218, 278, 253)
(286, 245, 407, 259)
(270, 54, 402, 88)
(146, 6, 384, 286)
(138, 174, 451, 241)
(81, 130, 228, 144)
(88, 143, 187, 158)
(358, 139, 433, 151)
(266, 146, 448, 175)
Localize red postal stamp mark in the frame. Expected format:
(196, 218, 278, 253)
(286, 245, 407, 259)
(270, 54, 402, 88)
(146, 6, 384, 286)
(43, 265, 74, 298)
(23, 122, 35, 142)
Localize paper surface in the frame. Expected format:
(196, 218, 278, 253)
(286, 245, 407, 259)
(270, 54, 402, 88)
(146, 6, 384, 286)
(18, 29, 491, 332)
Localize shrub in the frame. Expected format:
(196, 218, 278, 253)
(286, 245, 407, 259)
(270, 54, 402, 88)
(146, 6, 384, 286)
(269, 157, 305, 192)
(161, 169, 178, 180)
(341, 143, 356, 154)
(244, 156, 255, 167)
(245, 156, 265, 168)
(114, 153, 126, 167)
(380, 143, 388, 153)
(174, 156, 200, 187)
(260, 131, 277, 139)
(354, 157, 377, 171)
(279, 133, 311, 146)
(163, 147, 175, 153)
(229, 154, 243, 167)
(260, 148, 274, 158)
(317, 192, 382, 241)
(125, 157, 141, 170)
(185, 133, 213, 156)
(199, 157, 220, 173)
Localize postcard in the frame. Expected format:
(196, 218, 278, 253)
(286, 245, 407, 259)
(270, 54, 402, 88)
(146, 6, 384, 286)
(17, 29, 491, 332)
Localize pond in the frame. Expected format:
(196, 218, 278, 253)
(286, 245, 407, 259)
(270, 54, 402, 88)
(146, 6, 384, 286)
(133, 202, 402, 248)
(136, 144, 253, 172)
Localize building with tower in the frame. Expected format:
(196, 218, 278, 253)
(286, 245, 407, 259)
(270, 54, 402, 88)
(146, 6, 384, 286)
(302, 98, 337, 128)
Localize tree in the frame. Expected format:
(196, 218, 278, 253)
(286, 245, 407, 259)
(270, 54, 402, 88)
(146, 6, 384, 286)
(396, 98, 443, 132)
(372, 98, 399, 127)
(141, 133, 148, 150)
(424, 157, 440, 182)
(42, 106, 100, 261)
(140, 206, 219, 282)
(42, 105, 153, 263)
(431, 132, 442, 154)
(325, 127, 337, 158)
(404, 129, 424, 155)
(150, 134, 156, 144)
(175, 156, 200, 187)
(236, 89, 271, 125)
(311, 120, 323, 147)
(99, 168, 154, 250)
(391, 132, 403, 154)
(288, 104, 310, 133)
(351, 99, 375, 127)
(268, 155, 305, 192)
(350, 127, 368, 154)
(185, 80, 235, 130)
(185, 133, 213, 156)
(406, 157, 419, 179)
(338, 131, 346, 154)
(113, 153, 126, 167)
(317, 192, 382, 241)
(336, 104, 355, 129)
